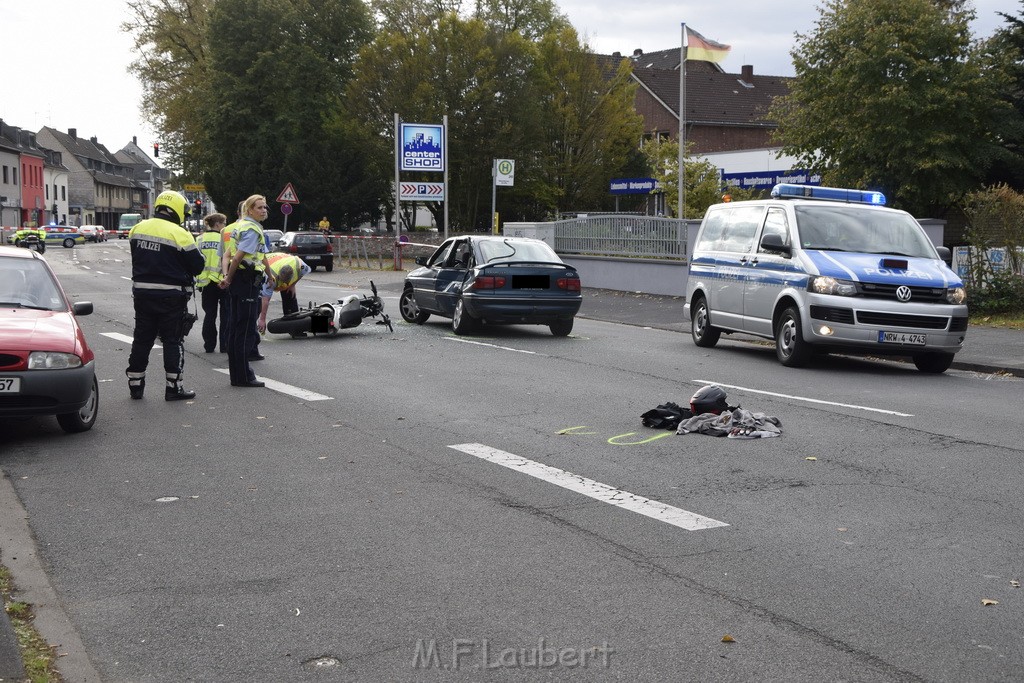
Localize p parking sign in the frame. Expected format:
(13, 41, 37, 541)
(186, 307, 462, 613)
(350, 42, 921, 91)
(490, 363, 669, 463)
(401, 123, 445, 172)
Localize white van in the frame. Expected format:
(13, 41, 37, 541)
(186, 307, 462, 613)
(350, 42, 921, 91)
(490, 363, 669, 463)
(683, 184, 968, 373)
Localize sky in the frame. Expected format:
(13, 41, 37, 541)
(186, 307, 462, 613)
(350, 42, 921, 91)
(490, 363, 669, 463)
(2, 0, 1014, 159)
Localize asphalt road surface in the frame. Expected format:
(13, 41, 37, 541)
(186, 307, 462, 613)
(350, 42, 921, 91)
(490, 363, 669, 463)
(2, 242, 1022, 682)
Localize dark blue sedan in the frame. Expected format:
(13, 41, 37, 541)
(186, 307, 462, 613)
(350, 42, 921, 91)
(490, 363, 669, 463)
(399, 236, 582, 336)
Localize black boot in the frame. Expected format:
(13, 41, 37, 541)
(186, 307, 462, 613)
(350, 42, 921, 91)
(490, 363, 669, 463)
(165, 374, 196, 401)
(127, 371, 145, 400)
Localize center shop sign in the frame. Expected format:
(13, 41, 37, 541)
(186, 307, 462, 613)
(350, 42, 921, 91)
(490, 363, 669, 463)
(400, 123, 444, 172)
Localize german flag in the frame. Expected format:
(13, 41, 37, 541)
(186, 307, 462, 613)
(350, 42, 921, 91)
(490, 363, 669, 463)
(684, 26, 731, 63)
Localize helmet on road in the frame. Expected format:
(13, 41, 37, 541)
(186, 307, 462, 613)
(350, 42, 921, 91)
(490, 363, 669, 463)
(690, 385, 730, 415)
(154, 191, 189, 225)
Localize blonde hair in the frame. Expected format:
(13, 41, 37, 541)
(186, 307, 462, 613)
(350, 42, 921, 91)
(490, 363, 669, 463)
(241, 194, 267, 219)
(204, 212, 226, 229)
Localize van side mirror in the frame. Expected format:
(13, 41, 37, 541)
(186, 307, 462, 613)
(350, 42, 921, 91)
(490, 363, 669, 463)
(760, 233, 791, 256)
(935, 246, 952, 265)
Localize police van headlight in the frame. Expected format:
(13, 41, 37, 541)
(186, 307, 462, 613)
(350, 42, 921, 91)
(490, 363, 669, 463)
(946, 286, 966, 305)
(808, 275, 857, 297)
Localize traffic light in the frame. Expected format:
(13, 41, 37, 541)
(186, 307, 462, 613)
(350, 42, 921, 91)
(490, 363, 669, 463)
(153, 143, 159, 158)
(194, 199, 202, 216)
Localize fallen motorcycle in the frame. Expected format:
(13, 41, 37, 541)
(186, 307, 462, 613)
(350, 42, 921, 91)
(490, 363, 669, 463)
(266, 280, 393, 337)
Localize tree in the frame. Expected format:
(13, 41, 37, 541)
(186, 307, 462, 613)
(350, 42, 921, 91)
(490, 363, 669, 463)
(980, 1, 1024, 188)
(769, 0, 1008, 216)
(199, 0, 378, 224)
(640, 137, 759, 218)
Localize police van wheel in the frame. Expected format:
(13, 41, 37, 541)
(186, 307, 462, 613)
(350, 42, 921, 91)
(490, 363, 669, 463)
(775, 306, 812, 367)
(691, 296, 720, 348)
(912, 352, 954, 374)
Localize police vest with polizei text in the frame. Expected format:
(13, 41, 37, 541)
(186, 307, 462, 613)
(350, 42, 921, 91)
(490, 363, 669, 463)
(195, 230, 224, 287)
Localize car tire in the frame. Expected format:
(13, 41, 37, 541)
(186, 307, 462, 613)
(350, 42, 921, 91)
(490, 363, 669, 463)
(13, 239, 21, 248)
(912, 351, 954, 374)
(399, 289, 429, 324)
(326, 261, 334, 272)
(775, 305, 813, 367)
(63, 237, 75, 248)
(56, 375, 98, 433)
(691, 295, 721, 348)
(308, 264, 317, 272)
(549, 318, 574, 337)
(452, 298, 477, 335)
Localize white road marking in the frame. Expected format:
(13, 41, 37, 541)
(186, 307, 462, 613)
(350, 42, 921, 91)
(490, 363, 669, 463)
(444, 337, 537, 355)
(692, 379, 914, 417)
(213, 369, 333, 401)
(448, 443, 728, 531)
(101, 332, 154, 347)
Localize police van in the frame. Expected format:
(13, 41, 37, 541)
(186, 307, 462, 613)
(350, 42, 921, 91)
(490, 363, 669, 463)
(683, 184, 968, 373)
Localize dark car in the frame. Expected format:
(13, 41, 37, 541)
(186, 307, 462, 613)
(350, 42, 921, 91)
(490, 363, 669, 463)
(274, 231, 334, 272)
(264, 229, 284, 246)
(399, 235, 582, 336)
(0, 246, 98, 433)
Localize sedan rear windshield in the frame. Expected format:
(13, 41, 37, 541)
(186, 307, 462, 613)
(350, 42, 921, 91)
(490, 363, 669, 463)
(479, 239, 561, 264)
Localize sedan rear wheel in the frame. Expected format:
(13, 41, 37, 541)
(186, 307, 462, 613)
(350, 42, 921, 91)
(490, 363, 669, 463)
(549, 318, 574, 337)
(399, 289, 429, 324)
(452, 298, 477, 335)
(56, 375, 98, 433)
(63, 237, 76, 248)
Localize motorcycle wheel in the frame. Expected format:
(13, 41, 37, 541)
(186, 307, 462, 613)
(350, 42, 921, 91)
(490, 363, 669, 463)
(266, 313, 314, 335)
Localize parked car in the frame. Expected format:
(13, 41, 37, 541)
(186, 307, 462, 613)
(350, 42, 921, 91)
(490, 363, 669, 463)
(683, 183, 969, 373)
(78, 225, 106, 243)
(264, 229, 284, 246)
(43, 225, 85, 248)
(0, 246, 98, 433)
(274, 231, 334, 271)
(400, 235, 582, 336)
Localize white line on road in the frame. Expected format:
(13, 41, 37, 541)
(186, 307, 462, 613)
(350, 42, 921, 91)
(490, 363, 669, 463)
(448, 443, 728, 531)
(444, 337, 537, 355)
(101, 332, 153, 347)
(213, 369, 333, 401)
(692, 379, 914, 417)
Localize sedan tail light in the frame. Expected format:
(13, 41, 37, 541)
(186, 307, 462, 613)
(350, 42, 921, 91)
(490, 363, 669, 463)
(325, 243, 333, 253)
(471, 275, 507, 289)
(557, 276, 581, 292)
(288, 245, 298, 253)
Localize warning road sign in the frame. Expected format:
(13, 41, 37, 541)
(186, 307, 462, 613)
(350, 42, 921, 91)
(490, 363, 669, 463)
(277, 183, 299, 203)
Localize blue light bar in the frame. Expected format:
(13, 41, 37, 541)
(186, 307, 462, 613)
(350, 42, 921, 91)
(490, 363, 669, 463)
(770, 183, 886, 206)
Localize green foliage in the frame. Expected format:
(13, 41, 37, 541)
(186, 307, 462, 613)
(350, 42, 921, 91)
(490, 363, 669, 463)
(640, 137, 760, 218)
(198, 0, 377, 225)
(979, 1, 1024, 188)
(769, 0, 1008, 216)
(960, 184, 1024, 315)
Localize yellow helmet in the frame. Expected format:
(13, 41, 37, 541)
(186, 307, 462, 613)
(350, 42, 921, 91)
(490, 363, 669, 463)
(154, 190, 189, 224)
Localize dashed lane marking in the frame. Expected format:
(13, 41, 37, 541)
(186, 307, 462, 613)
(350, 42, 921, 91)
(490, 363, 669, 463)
(448, 443, 728, 531)
(214, 369, 333, 401)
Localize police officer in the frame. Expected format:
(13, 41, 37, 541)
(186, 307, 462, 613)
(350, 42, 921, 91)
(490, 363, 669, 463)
(195, 213, 228, 353)
(257, 253, 311, 335)
(126, 191, 205, 400)
(219, 194, 275, 387)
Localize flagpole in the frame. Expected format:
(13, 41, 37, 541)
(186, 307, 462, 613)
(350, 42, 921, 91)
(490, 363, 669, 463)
(678, 23, 686, 220)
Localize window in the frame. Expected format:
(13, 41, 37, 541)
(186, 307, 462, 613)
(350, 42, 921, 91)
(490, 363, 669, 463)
(759, 208, 791, 252)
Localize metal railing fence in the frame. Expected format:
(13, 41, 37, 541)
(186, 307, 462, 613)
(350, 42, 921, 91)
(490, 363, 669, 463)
(552, 215, 687, 259)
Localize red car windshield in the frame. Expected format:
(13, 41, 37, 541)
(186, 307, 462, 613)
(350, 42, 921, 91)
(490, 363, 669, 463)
(0, 258, 66, 311)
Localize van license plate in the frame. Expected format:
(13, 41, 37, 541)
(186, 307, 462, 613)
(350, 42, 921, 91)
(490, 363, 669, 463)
(878, 331, 926, 345)
(0, 377, 20, 393)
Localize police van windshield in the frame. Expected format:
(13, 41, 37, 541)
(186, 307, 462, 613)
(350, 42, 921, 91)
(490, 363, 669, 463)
(794, 205, 936, 258)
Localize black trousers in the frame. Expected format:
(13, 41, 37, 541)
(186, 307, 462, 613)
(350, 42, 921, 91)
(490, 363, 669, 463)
(227, 275, 261, 384)
(280, 287, 299, 315)
(199, 284, 228, 352)
(127, 291, 189, 376)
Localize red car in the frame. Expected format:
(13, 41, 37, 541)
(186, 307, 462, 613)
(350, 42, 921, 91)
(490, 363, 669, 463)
(0, 246, 98, 433)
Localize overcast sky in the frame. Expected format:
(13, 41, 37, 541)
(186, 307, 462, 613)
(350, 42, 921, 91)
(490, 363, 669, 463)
(2, 0, 1013, 158)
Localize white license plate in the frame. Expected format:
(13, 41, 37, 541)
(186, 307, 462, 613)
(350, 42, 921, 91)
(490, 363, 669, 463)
(0, 377, 21, 393)
(878, 331, 927, 346)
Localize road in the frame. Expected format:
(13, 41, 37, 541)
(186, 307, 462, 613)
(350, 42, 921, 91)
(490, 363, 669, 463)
(2, 241, 1023, 682)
